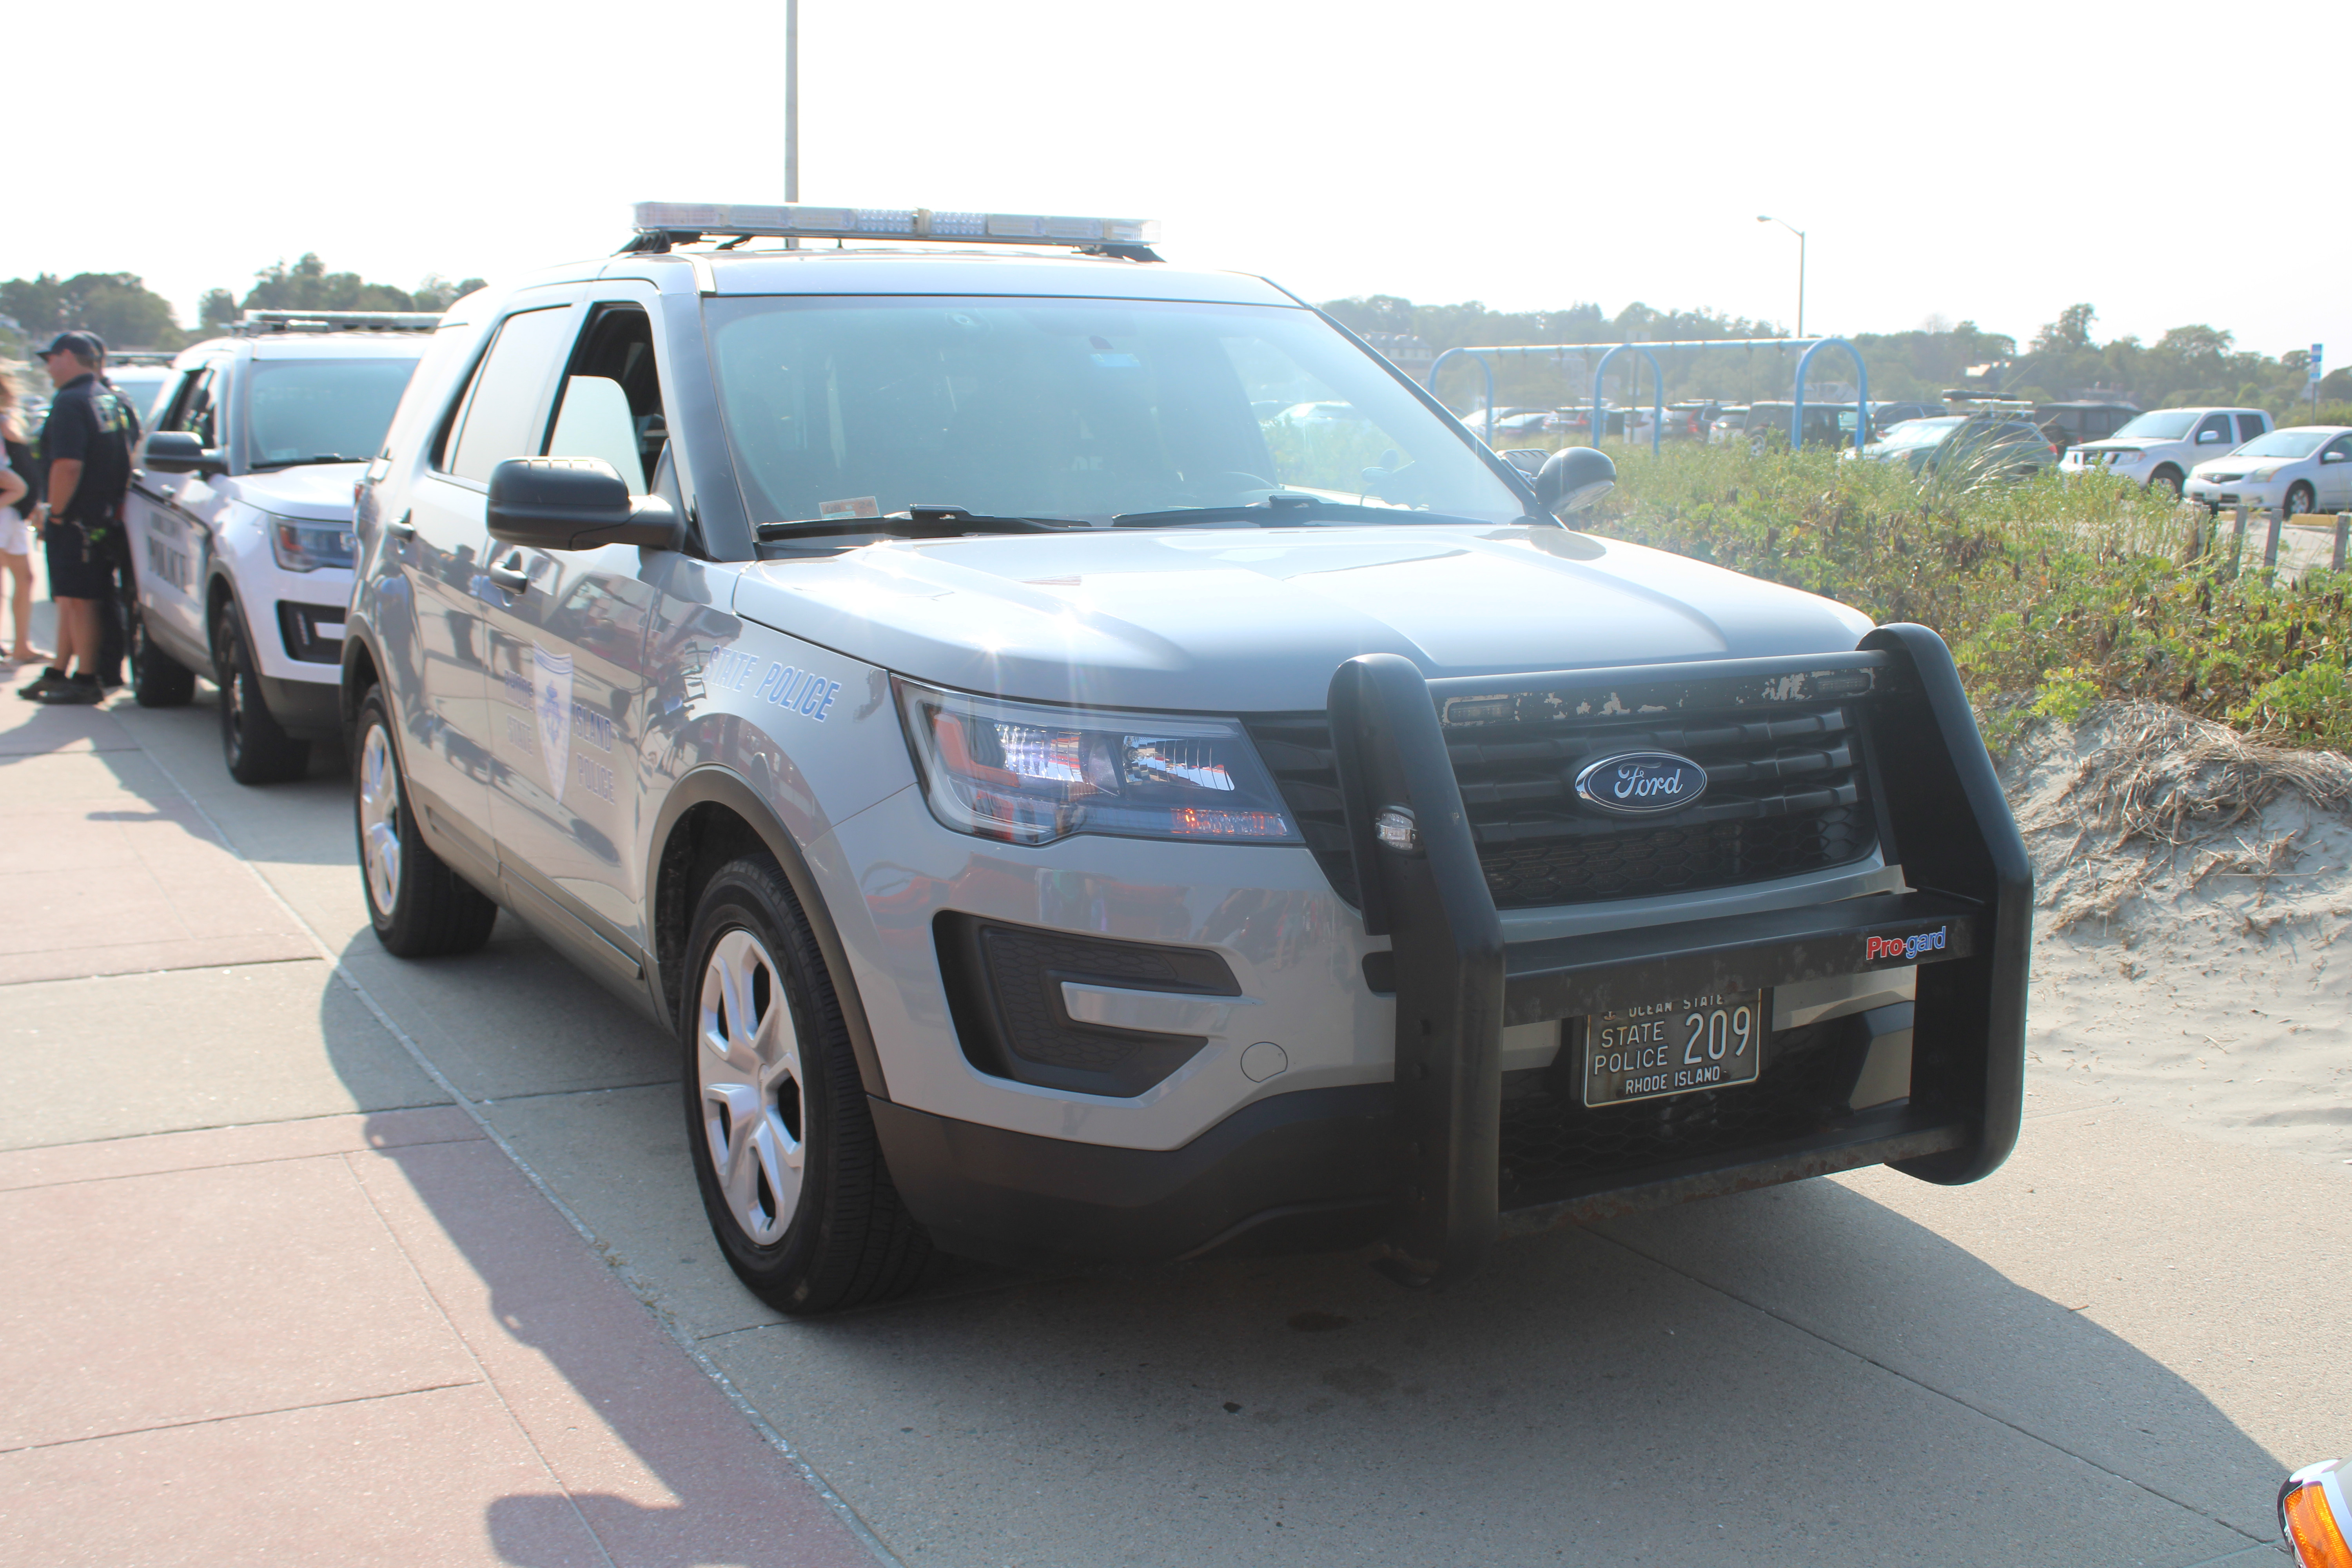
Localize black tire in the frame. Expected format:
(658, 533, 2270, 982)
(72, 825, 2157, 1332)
(2149, 467, 2183, 499)
(215, 604, 310, 784)
(2285, 481, 2316, 520)
(128, 606, 196, 708)
(353, 686, 499, 957)
(681, 854, 929, 1314)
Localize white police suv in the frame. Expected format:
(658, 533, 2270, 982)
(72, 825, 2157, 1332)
(342, 203, 2031, 1312)
(127, 311, 433, 782)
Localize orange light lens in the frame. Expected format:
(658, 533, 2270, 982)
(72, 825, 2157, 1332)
(2285, 1481, 2352, 1568)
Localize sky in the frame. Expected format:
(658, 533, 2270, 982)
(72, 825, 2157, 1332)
(13, 0, 2348, 365)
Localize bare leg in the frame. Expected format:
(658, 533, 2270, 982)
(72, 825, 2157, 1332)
(55, 596, 101, 676)
(2, 553, 44, 661)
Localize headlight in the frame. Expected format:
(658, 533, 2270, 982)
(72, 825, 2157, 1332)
(897, 681, 1299, 846)
(269, 517, 357, 572)
(2247, 466, 2283, 483)
(2108, 449, 2143, 465)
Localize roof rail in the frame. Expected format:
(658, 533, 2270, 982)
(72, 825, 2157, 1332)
(232, 309, 441, 336)
(624, 201, 1163, 262)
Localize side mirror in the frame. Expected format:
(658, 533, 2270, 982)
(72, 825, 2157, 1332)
(2324, 450, 2348, 464)
(1497, 448, 1549, 480)
(487, 457, 683, 552)
(1532, 446, 1617, 515)
(144, 430, 223, 476)
(2198, 430, 2222, 443)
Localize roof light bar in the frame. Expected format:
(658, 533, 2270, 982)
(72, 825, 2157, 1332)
(632, 202, 1160, 249)
(233, 309, 442, 336)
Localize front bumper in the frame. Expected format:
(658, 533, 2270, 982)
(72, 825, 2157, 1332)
(2185, 480, 2283, 508)
(871, 626, 2031, 1278)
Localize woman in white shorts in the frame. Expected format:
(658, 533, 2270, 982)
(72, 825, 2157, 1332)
(1, 369, 44, 664)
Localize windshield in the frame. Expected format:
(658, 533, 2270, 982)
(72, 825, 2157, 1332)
(2230, 429, 2329, 459)
(704, 295, 1527, 527)
(245, 357, 420, 468)
(2112, 410, 2200, 441)
(1877, 417, 1963, 450)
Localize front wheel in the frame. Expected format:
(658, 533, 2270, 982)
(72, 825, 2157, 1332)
(354, 687, 499, 957)
(681, 854, 929, 1314)
(2148, 468, 2183, 499)
(216, 606, 309, 784)
(129, 607, 195, 708)
(2285, 481, 2316, 520)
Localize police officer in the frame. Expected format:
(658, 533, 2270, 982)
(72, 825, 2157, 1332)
(21, 332, 136, 705)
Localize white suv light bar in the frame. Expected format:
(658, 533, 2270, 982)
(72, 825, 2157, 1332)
(235, 309, 442, 335)
(632, 201, 1161, 249)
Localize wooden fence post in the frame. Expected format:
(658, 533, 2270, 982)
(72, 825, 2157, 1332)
(2229, 505, 2248, 576)
(2263, 507, 2284, 574)
(2335, 513, 2349, 573)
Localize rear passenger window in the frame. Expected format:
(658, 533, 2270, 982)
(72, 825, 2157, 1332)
(442, 306, 576, 484)
(2237, 414, 2267, 443)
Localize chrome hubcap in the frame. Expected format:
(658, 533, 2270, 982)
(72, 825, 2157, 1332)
(697, 929, 805, 1245)
(2288, 490, 2310, 517)
(358, 724, 402, 914)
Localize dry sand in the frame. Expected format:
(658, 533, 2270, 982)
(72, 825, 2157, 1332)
(2007, 703, 2352, 1162)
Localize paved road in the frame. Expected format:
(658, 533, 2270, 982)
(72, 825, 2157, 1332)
(8, 662, 2345, 1566)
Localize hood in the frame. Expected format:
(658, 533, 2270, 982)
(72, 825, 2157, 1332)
(730, 523, 1876, 712)
(225, 462, 363, 521)
(2073, 439, 2161, 454)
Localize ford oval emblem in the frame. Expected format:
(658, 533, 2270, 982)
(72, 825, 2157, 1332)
(1573, 751, 1709, 816)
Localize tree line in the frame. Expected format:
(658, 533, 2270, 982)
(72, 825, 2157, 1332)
(0, 256, 484, 357)
(1320, 294, 2352, 417)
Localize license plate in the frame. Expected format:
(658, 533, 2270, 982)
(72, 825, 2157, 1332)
(1582, 991, 1766, 1107)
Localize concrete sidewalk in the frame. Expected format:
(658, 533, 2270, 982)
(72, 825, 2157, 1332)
(0, 656, 888, 1567)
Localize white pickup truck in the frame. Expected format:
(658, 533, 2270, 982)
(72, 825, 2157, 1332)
(2056, 407, 2270, 497)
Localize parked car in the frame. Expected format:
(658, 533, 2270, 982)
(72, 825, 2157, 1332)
(2057, 407, 2271, 497)
(1706, 405, 1751, 444)
(1741, 402, 1864, 450)
(124, 310, 436, 782)
(341, 198, 2028, 1313)
(1848, 416, 2056, 480)
(2279, 1455, 2349, 1568)
(1866, 401, 1945, 439)
(2033, 401, 2138, 452)
(2185, 425, 2352, 517)
(100, 351, 180, 426)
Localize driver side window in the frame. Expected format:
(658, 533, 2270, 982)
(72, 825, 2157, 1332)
(545, 306, 668, 499)
(162, 366, 221, 447)
(2196, 415, 2232, 444)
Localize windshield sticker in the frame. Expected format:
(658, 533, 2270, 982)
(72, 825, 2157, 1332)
(820, 496, 880, 521)
(535, 646, 574, 806)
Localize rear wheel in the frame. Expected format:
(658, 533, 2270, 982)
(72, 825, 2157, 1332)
(355, 686, 499, 957)
(215, 606, 309, 784)
(2285, 481, 2316, 520)
(128, 607, 195, 708)
(681, 854, 929, 1314)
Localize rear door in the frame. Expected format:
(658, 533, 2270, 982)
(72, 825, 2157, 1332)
(2235, 412, 2269, 446)
(477, 289, 669, 972)
(2318, 433, 2352, 509)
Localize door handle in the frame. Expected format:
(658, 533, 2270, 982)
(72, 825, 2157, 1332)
(486, 562, 532, 594)
(384, 511, 415, 539)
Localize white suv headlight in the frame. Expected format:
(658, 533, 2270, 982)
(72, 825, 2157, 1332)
(269, 516, 357, 572)
(897, 681, 1300, 846)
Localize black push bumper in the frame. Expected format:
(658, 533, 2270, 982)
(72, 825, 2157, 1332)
(1330, 624, 2033, 1282)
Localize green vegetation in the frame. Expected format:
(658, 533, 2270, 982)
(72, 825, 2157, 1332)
(1574, 443, 2352, 753)
(1321, 294, 2346, 426)
(2, 255, 484, 359)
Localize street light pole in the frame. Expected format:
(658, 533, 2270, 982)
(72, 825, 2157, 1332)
(1756, 215, 1805, 339)
(785, 0, 799, 204)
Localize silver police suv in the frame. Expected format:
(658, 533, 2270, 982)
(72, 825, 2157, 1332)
(343, 203, 2030, 1313)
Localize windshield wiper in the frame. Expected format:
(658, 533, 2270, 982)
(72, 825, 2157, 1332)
(1112, 496, 1494, 529)
(755, 505, 1090, 543)
(250, 454, 369, 471)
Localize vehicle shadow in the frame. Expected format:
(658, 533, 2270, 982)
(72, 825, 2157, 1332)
(314, 925, 2290, 1567)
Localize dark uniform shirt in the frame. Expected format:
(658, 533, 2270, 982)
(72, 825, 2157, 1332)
(38, 373, 136, 530)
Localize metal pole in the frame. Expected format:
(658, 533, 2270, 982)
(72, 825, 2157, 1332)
(786, 0, 799, 202)
(2335, 513, 2348, 572)
(1796, 229, 1806, 341)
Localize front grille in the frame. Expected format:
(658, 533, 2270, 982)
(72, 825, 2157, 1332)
(1247, 702, 1878, 910)
(1496, 1015, 1875, 1209)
